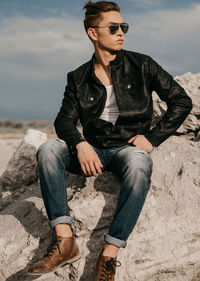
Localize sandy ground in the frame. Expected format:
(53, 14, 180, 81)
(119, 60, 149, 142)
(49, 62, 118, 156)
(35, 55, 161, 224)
(0, 134, 24, 176)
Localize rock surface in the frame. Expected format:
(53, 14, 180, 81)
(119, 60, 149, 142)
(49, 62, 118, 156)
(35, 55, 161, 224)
(174, 73, 200, 135)
(0, 129, 47, 193)
(152, 72, 200, 137)
(0, 73, 199, 281)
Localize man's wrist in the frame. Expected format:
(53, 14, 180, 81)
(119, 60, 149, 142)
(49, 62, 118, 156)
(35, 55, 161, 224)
(76, 140, 87, 151)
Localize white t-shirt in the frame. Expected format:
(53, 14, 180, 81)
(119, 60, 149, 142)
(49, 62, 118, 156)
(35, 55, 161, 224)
(100, 85, 119, 125)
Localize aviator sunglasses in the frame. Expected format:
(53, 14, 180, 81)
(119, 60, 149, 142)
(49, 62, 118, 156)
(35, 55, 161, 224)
(91, 23, 129, 35)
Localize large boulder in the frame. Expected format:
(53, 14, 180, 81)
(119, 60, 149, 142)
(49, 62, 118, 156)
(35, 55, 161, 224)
(152, 72, 200, 137)
(0, 135, 199, 281)
(0, 129, 47, 192)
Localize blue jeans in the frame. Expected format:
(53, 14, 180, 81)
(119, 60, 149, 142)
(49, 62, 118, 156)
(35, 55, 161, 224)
(36, 138, 153, 248)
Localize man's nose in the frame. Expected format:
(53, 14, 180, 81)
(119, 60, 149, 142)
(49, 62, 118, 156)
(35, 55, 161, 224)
(117, 25, 124, 36)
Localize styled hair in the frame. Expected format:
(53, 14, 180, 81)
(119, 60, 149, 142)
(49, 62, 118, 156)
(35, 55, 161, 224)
(83, 1, 120, 32)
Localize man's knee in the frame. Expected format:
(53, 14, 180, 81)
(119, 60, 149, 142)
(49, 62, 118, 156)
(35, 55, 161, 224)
(125, 151, 153, 176)
(36, 138, 68, 162)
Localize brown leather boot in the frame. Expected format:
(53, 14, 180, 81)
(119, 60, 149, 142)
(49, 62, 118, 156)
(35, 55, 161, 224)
(95, 249, 121, 281)
(28, 235, 80, 275)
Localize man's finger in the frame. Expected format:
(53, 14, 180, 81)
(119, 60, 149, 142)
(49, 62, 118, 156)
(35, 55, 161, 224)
(97, 158, 103, 168)
(94, 161, 102, 175)
(128, 136, 137, 143)
(89, 162, 98, 176)
(85, 163, 91, 176)
(81, 164, 87, 175)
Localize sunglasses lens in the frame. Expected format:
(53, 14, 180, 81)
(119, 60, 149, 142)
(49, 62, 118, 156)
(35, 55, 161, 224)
(121, 23, 129, 34)
(109, 24, 119, 34)
(109, 23, 129, 34)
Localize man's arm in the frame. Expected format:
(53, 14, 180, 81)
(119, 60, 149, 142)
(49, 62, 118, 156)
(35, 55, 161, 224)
(54, 72, 103, 176)
(143, 56, 193, 147)
(54, 72, 86, 151)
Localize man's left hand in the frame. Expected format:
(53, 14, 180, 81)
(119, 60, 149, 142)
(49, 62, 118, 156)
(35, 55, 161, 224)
(128, 134, 153, 152)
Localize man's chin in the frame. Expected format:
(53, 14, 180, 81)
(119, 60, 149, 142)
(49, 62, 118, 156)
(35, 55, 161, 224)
(98, 42, 123, 53)
(108, 45, 123, 53)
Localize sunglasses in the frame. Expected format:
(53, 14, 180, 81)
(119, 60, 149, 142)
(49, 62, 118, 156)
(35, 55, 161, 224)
(91, 23, 129, 35)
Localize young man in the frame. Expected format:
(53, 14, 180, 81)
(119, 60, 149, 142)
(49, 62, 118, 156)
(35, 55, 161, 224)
(28, 1, 192, 280)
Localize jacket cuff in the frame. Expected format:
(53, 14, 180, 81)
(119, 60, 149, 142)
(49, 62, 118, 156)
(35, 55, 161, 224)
(144, 132, 163, 147)
(68, 136, 86, 153)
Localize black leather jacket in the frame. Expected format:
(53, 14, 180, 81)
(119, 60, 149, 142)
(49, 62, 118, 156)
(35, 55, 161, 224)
(54, 49, 192, 151)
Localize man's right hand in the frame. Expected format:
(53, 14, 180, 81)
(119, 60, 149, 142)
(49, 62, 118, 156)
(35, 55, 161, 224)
(76, 141, 103, 177)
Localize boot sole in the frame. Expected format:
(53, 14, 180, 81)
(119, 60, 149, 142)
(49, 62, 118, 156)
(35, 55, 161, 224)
(27, 253, 81, 275)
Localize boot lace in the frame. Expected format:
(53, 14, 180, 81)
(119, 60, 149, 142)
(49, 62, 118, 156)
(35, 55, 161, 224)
(100, 258, 121, 280)
(46, 236, 62, 258)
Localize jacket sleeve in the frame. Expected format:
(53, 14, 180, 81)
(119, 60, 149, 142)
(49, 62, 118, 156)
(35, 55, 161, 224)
(54, 72, 85, 151)
(144, 56, 193, 147)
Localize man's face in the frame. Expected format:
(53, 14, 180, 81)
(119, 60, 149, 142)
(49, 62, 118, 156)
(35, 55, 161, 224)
(91, 11, 127, 52)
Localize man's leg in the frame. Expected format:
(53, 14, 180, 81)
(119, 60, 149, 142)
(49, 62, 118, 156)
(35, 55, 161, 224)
(95, 146, 153, 281)
(36, 138, 106, 236)
(36, 138, 75, 235)
(104, 146, 153, 252)
(28, 138, 82, 275)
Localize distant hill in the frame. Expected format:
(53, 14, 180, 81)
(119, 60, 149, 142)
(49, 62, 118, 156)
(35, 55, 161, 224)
(0, 119, 54, 135)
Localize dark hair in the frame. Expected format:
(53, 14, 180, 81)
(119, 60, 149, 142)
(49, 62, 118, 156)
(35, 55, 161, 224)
(83, 1, 120, 32)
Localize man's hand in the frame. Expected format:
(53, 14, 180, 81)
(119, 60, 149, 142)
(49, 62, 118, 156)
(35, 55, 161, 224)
(76, 141, 103, 176)
(128, 135, 153, 152)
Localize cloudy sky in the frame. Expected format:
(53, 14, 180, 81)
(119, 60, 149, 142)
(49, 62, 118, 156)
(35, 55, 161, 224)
(0, 0, 199, 121)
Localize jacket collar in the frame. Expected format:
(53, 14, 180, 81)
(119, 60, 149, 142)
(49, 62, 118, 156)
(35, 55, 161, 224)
(110, 49, 124, 66)
(91, 49, 124, 67)
(90, 49, 124, 85)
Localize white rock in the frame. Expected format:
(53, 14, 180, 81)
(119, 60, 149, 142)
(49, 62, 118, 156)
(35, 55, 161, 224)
(23, 129, 47, 150)
(0, 129, 47, 192)
(152, 72, 200, 136)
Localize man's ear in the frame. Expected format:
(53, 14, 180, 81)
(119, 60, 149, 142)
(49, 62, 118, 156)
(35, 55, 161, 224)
(87, 28, 97, 42)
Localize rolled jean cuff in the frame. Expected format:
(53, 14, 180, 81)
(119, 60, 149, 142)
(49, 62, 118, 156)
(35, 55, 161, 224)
(49, 215, 74, 229)
(104, 233, 127, 248)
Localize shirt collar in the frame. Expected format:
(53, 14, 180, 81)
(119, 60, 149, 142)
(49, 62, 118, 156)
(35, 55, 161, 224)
(91, 49, 124, 67)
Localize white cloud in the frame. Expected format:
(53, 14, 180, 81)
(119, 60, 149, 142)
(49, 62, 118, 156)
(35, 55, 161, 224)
(127, 0, 162, 9)
(0, 15, 93, 80)
(0, 3, 199, 83)
(0, 16, 84, 55)
(124, 3, 200, 74)
(0, 4, 199, 120)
